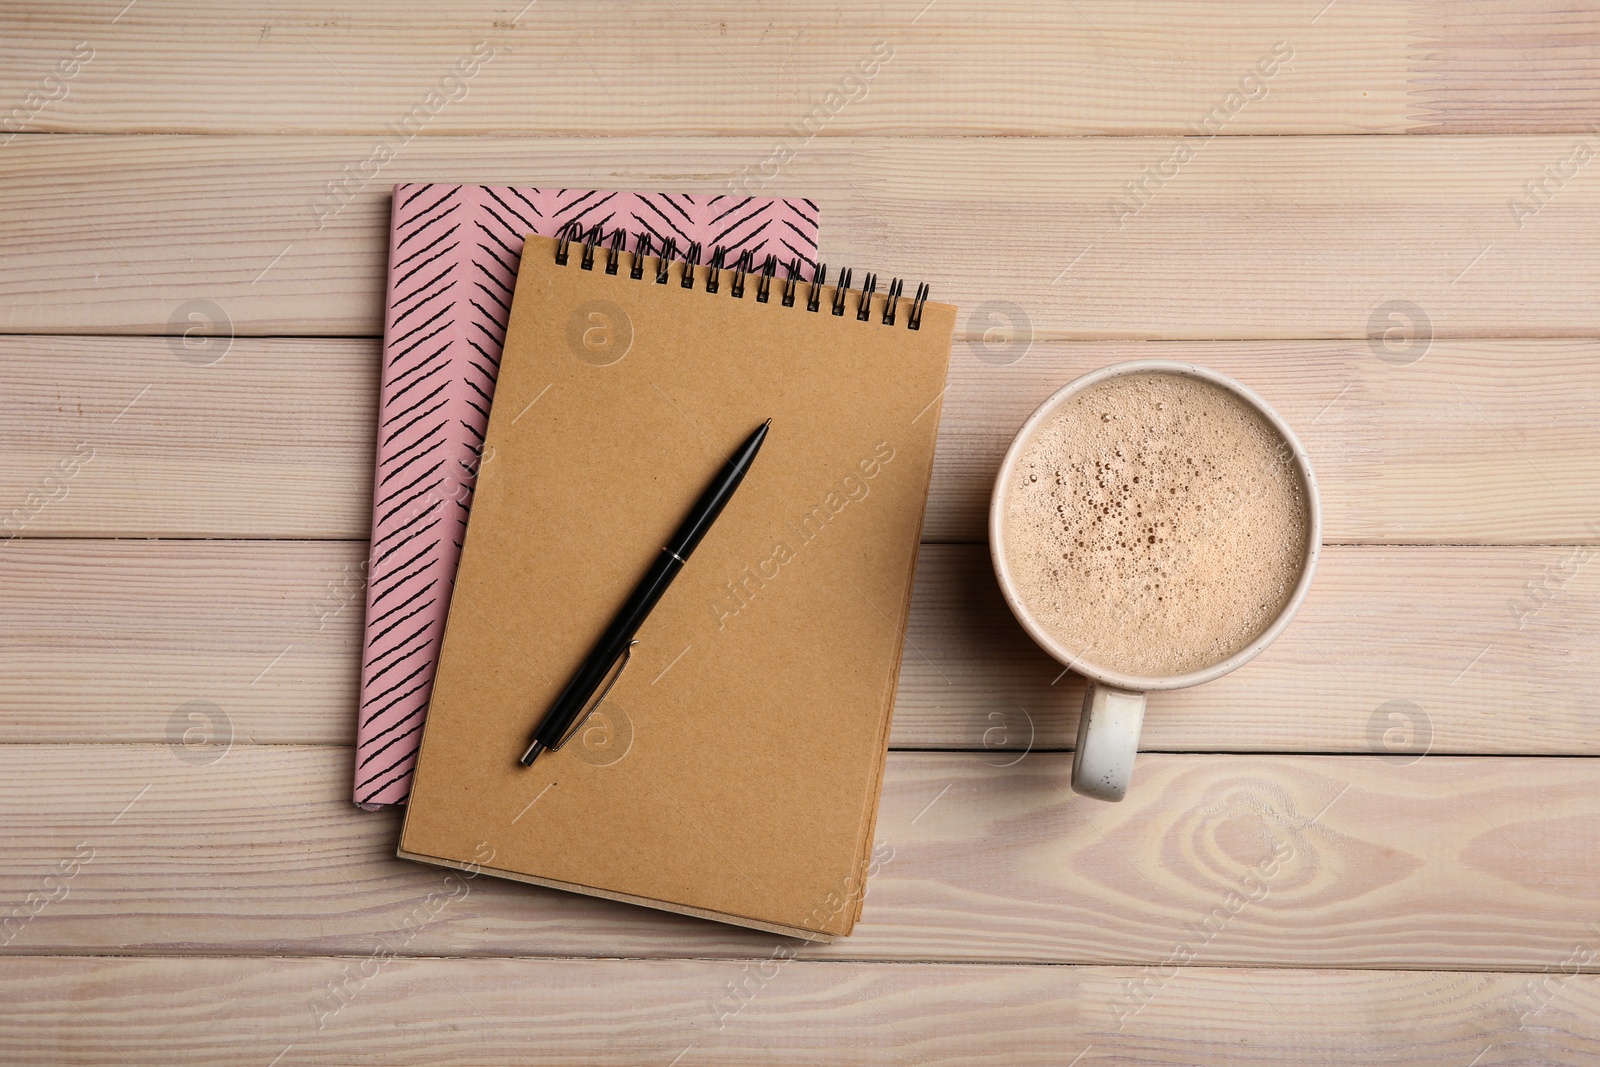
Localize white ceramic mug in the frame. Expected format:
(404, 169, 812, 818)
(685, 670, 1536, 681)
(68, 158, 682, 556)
(989, 360, 1322, 802)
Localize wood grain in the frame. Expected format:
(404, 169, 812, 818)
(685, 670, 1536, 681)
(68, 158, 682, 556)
(4, 135, 1599, 338)
(2, 540, 1594, 755)
(2, 956, 1596, 1066)
(0, 337, 374, 539)
(1410, 0, 1600, 132)
(2, 745, 1597, 970)
(4, 336, 1597, 543)
(3, 2, 1595, 136)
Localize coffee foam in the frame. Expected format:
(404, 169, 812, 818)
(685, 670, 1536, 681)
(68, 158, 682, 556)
(1003, 372, 1309, 678)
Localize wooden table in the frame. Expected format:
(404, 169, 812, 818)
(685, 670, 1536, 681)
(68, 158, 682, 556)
(3, 3, 1598, 1063)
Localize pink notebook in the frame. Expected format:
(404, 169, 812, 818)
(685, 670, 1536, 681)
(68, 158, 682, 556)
(355, 186, 820, 809)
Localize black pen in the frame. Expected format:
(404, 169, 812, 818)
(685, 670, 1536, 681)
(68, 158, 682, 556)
(520, 419, 772, 766)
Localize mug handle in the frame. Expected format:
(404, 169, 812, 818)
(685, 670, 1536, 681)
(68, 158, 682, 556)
(1071, 684, 1146, 802)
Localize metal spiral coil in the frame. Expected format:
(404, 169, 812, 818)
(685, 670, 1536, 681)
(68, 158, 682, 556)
(730, 250, 753, 299)
(553, 227, 929, 329)
(705, 246, 727, 294)
(655, 237, 678, 284)
(831, 268, 853, 316)
(756, 255, 778, 303)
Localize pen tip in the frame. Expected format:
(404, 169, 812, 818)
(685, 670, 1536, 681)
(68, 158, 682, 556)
(763, 417, 772, 428)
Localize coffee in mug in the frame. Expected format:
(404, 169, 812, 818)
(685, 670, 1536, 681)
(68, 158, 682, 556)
(990, 361, 1321, 801)
(1002, 371, 1309, 677)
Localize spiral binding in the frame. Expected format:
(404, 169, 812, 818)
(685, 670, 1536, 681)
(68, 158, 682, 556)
(554, 221, 928, 330)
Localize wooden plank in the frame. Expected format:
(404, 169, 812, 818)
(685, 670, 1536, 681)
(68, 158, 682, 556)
(0, 1, 1401, 137)
(2, 745, 1597, 969)
(0, 337, 375, 540)
(0, 540, 362, 745)
(2, 956, 1597, 1066)
(1, 540, 1595, 756)
(3, 135, 1599, 338)
(5, 336, 1597, 543)
(2, 2, 1593, 136)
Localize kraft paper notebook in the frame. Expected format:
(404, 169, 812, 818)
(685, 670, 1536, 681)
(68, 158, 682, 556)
(355, 186, 819, 809)
(398, 232, 956, 940)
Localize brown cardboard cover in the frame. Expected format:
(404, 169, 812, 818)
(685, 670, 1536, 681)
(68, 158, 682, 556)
(398, 236, 955, 939)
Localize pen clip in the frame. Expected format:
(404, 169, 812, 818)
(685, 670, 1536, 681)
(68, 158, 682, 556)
(550, 640, 637, 752)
